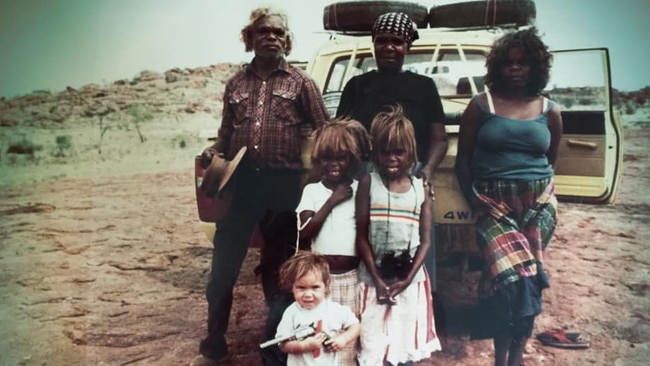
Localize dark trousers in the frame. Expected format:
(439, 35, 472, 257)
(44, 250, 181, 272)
(260, 293, 294, 365)
(200, 167, 301, 360)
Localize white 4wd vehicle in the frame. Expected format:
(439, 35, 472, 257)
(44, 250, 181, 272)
(196, 0, 623, 263)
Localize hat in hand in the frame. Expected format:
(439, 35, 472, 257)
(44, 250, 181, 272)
(200, 146, 247, 197)
(196, 146, 247, 222)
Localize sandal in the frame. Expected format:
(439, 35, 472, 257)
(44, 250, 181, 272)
(536, 328, 590, 349)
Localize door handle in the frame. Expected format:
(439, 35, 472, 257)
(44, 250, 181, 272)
(567, 139, 597, 150)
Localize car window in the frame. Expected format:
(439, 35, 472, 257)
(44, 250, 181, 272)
(545, 50, 609, 111)
(324, 48, 488, 98)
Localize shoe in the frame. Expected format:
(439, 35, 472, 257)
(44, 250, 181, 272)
(189, 354, 231, 366)
(536, 328, 590, 349)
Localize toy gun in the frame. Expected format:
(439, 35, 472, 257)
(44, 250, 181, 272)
(260, 320, 332, 357)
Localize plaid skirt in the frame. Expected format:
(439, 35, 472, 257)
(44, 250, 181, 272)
(470, 178, 556, 339)
(357, 269, 441, 365)
(473, 177, 556, 296)
(328, 269, 360, 366)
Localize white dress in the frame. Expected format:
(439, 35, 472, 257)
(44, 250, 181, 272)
(296, 181, 361, 365)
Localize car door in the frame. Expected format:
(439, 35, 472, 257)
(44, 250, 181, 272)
(546, 48, 624, 204)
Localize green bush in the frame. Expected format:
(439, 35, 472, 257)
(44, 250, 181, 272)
(124, 103, 153, 143)
(54, 135, 73, 157)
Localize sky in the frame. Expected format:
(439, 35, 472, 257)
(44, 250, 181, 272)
(0, 0, 648, 99)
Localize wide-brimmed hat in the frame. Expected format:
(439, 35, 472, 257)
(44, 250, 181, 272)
(200, 146, 247, 197)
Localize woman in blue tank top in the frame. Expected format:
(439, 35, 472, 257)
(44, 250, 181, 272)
(455, 28, 563, 366)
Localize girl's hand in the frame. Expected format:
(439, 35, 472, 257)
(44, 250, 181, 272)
(375, 280, 396, 305)
(324, 336, 346, 353)
(329, 184, 353, 206)
(387, 280, 410, 302)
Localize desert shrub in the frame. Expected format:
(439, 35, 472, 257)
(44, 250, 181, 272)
(96, 104, 153, 154)
(635, 95, 647, 108)
(578, 98, 592, 106)
(7, 136, 42, 156)
(562, 98, 574, 110)
(54, 135, 73, 157)
(179, 139, 186, 148)
(165, 73, 179, 83)
(124, 103, 153, 143)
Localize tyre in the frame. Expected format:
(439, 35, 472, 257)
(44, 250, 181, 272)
(428, 0, 536, 28)
(323, 1, 429, 32)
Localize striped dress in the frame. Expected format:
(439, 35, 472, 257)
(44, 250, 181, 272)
(357, 172, 441, 365)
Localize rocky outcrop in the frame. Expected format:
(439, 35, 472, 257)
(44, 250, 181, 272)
(0, 63, 242, 127)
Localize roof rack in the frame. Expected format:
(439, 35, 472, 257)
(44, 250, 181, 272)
(323, 23, 532, 39)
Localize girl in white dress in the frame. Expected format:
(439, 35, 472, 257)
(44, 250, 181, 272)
(296, 119, 369, 365)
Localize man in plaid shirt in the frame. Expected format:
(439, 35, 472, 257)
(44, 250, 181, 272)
(194, 6, 328, 366)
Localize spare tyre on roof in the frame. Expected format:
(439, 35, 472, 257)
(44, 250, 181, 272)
(429, 0, 536, 28)
(323, 1, 429, 32)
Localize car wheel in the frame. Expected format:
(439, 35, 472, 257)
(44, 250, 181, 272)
(428, 0, 536, 28)
(323, 1, 428, 32)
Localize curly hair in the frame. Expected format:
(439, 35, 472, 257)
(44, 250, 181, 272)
(485, 28, 552, 96)
(278, 251, 331, 294)
(311, 118, 370, 178)
(240, 7, 293, 56)
(369, 104, 417, 170)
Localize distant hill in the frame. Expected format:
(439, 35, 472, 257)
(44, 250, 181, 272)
(0, 63, 242, 127)
(1, 63, 648, 127)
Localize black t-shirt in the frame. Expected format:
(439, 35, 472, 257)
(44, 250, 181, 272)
(336, 70, 445, 163)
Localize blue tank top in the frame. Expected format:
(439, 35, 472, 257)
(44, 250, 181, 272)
(472, 94, 554, 180)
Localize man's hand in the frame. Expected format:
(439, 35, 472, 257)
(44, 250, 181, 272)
(416, 166, 435, 198)
(200, 145, 221, 169)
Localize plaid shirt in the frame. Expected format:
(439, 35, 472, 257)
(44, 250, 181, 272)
(217, 59, 328, 170)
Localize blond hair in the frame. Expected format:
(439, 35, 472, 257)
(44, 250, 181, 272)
(279, 251, 331, 294)
(311, 118, 368, 178)
(369, 104, 417, 169)
(240, 7, 294, 56)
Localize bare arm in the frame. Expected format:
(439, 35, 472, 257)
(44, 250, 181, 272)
(418, 78, 449, 186)
(301, 76, 329, 130)
(355, 175, 390, 300)
(419, 122, 449, 186)
(546, 104, 563, 168)
(454, 97, 481, 207)
(279, 333, 328, 355)
(323, 323, 361, 352)
(299, 184, 353, 242)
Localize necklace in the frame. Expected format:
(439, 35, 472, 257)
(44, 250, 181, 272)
(383, 175, 418, 252)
